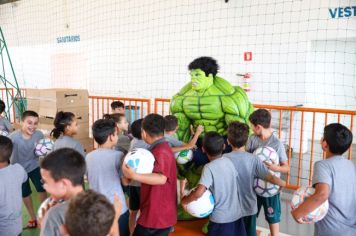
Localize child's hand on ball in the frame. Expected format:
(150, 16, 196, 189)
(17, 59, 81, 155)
(122, 164, 136, 180)
(291, 210, 305, 224)
(264, 161, 279, 172)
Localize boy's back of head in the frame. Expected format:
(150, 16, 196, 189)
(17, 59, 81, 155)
(164, 115, 178, 132)
(21, 110, 39, 121)
(249, 109, 271, 129)
(40, 148, 86, 186)
(65, 190, 115, 236)
(103, 113, 125, 124)
(0, 99, 5, 114)
(110, 101, 124, 109)
(227, 121, 249, 148)
(0, 135, 13, 163)
(131, 118, 143, 139)
(323, 123, 353, 155)
(203, 131, 224, 157)
(142, 114, 164, 137)
(92, 119, 116, 145)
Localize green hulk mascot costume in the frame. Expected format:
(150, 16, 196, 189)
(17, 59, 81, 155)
(170, 57, 254, 223)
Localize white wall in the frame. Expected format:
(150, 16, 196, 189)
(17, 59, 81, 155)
(0, 0, 355, 110)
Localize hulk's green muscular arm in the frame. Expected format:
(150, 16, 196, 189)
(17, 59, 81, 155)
(221, 85, 254, 125)
(170, 88, 192, 143)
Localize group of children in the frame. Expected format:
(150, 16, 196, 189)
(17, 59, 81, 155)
(0, 97, 355, 236)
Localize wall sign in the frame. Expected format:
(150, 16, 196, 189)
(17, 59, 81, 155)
(57, 35, 81, 43)
(329, 6, 356, 18)
(244, 52, 252, 61)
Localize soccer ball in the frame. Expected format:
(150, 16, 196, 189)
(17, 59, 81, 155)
(124, 148, 155, 174)
(291, 186, 329, 223)
(175, 149, 193, 164)
(253, 146, 281, 197)
(186, 189, 215, 218)
(0, 130, 9, 136)
(35, 138, 54, 157)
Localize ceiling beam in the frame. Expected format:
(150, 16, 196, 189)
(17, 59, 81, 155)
(0, 0, 20, 5)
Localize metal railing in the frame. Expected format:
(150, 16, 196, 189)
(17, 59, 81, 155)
(154, 98, 356, 190)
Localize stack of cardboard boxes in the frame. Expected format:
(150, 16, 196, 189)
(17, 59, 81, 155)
(26, 88, 93, 152)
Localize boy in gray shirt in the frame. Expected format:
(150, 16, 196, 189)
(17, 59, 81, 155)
(225, 121, 286, 236)
(292, 123, 356, 236)
(9, 110, 46, 228)
(86, 118, 129, 236)
(0, 136, 27, 236)
(40, 148, 86, 236)
(246, 109, 290, 236)
(182, 132, 247, 236)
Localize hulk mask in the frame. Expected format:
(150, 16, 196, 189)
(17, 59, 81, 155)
(190, 69, 214, 92)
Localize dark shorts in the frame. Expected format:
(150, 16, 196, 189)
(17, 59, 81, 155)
(122, 183, 129, 196)
(243, 215, 257, 236)
(22, 167, 46, 198)
(208, 218, 247, 236)
(133, 224, 171, 236)
(119, 210, 130, 236)
(129, 186, 140, 211)
(257, 193, 281, 224)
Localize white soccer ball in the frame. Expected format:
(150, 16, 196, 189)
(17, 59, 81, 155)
(291, 186, 329, 223)
(186, 189, 215, 218)
(0, 130, 9, 136)
(175, 149, 193, 164)
(35, 138, 54, 157)
(124, 148, 155, 174)
(253, 146, 281, 197)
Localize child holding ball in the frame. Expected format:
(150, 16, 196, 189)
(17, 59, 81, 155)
(122, 114, 177, 236)
(291, 123, 356, 236)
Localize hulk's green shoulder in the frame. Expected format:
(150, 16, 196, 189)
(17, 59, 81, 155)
(214, 76, 235, 95)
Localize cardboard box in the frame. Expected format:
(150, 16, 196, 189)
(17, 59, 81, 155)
(39, 88, 88, 107)
(13, 122, 22, 130)
(39, 106, 89, 123)
(26, 89, 41, 99)
(78, 138, 94, 153)
(24, 89, 89, 118)
(37, 123, 55, 138)
(38, 89, 89, 117)
(26, 98, 40, 112)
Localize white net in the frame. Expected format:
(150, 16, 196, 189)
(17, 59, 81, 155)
(0, 0, 354, 108)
